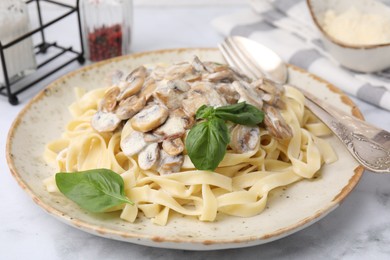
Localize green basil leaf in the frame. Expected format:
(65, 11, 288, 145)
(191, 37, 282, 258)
(185, 118, 230, 171)
(214, 102, 246, 113)
(55, 169, 133, 213)
(196, 105, 215, 120)
(215, 102, 264, 126)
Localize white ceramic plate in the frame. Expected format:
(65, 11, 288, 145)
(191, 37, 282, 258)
(6, 48, 364, 250)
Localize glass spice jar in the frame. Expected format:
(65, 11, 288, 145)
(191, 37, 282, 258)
(80, 0, 133, 62)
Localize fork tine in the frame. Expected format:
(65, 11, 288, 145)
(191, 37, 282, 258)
(224, 37, 258, 79)
(226, 37, 262, 79)
(230, 37, 267, 79)
(219, 41, 247, 76)
(219, 39, 256, 79)
(218, 42, 240, 72)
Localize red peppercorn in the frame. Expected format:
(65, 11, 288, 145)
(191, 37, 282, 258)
(88, 24, 123, 61)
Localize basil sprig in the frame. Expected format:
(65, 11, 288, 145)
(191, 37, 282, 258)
(186, 118, 230, 171)
(55, 169, 133, 213)
(186, 102, 264, 171)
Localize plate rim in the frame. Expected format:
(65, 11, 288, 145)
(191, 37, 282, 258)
(6, 48, 365, 247)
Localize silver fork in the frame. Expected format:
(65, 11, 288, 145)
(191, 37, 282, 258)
(219, 36, 390, 173)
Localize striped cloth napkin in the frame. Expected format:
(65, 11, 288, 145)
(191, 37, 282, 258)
(212, 0, 390, 111)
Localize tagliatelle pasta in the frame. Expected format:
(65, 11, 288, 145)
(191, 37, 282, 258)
(43, 80, 337, 225)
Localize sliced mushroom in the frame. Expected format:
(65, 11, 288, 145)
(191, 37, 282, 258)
(117, 66, 147, 100)
(91, 111, 121, 132)
(116, 95, 146, 120)
(191, 56, 207, 72)
(205, 69, 234, 83)
(143, 132, 164, 143)
(230, 67, 252, 82)
(232, 81, 263, 110)
(120, 126, 148, 157)
(162, 138, 184, 156)
(158, 150, 184, 175)
(167, 79, 191, 92)
(261, 93, 275, 104)
(260, 91, 285, 109)
(164, 63, 200, 82)
(263, 105, 293, 140)
(182, 82, 227, 116)
(139, 78, 157, 101)
(251, 78, 281, 95)
(99, 86, 120, 112)
(273, 98, 286, 109)
(261, 93, 285, 109)
(195, 82, 227, 106)
(203, 62, 230, 73)
(154, 108, 193, 139)
(131, 104, 169, 132)
(128, 65, 147, 79)
(183, 71, 202, 82)
(138, 143, 160, 170)
(153, 79, 190, 109)
(215, 83, 240, 104)
(164, 63, 189, 80)
(251, 78, 286, 108)
(230, 125, 260, 153)
(173, 108, 195, 129)
(117, 77, 144, 101)
(182, 96, 208, 117)
(153, 115, 186, 139)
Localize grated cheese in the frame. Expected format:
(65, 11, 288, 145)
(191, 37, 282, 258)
(323, 6, 390, 45)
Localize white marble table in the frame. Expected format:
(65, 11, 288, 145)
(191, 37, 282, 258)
(1, 3, 390, 260)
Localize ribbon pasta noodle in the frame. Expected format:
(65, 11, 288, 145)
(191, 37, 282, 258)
(44, 84, 336, 226)
(44, 62, 337, 226)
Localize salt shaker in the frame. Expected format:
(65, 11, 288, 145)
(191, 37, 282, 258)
(0, 0, 36, 85)
(80, 0, 133, 62)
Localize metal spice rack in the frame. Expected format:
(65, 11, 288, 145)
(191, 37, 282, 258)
(0, 0, 85, 105)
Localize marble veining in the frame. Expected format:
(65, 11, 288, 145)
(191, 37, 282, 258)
(376, 190, 390, 206)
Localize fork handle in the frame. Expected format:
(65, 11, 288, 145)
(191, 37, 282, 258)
(301, 88, 390, 173)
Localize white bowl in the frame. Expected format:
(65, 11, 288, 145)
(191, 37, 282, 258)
(307, 0, 390, 72)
